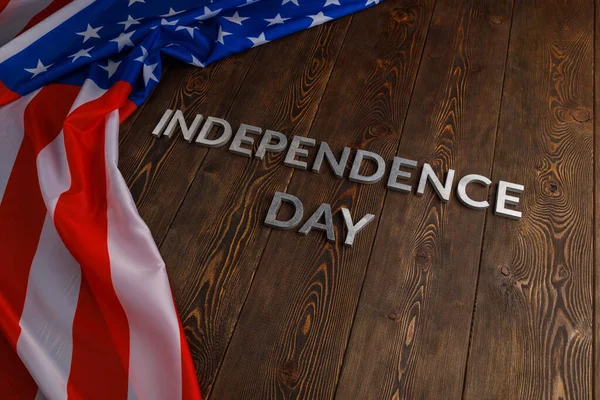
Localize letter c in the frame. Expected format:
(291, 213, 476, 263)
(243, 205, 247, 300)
(457, 174, 492, 210)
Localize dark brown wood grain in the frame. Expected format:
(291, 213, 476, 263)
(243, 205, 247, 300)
(464, 0, 594, 398)
(334, 0, 513, 398)
(596, 1, 600, 397)
(209, 1, 435, 398)
(157, 19, 353, 397)
(118, 52, 259, 244)
(115, 0, 599, 397)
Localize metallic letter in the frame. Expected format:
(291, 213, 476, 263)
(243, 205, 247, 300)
(341, 208, 375, 247)
(457, 174, 492, 210)
(256, 130, 288, 160)
(284, 136, 316, 170)
(229, 123, 262, 157)
(349, 150, 386, 184)
(264, 192, 304, 230)
(495, 181, 524, 219)
(163, 110, 203, 142)
(387, 157, 417, 192)
(195, 116, 232, 148)
(299, 203, 335, 242)
(416, 163, 455, 202)
(152, 109, 174, 138)
(312, 142, 350, 179)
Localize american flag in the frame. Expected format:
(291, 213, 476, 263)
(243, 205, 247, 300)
(0, 0, 378, 398)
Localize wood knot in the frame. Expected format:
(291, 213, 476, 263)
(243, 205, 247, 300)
(543, 179, 561, 197)
(570, 108, 591, 123)
(575, 324, 593, 340)
(552, 264, 569, 284)
(369, 123, 394, 138)
(499, 265, 510, 276)
(388, 312, 401, 321)
(497, 264, 521, 294)
(557, 265, 568, 278)
(391, 8, 412, 24)
(489, 15, 503, 25)
(376, 58, 391, 70)
(278, 360, 300, 387)
(415, 251, 431, 264)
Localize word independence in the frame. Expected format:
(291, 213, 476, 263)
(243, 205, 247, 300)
(152, 109, 525, 243)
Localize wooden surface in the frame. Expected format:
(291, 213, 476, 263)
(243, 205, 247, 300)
(119, 0, 597, 398)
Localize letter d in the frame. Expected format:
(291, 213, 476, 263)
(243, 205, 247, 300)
(195, 116, 232, 147)
(264, 192, 304, 230)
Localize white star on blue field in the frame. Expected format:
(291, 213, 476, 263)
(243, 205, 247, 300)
(0, 0, 380, 105)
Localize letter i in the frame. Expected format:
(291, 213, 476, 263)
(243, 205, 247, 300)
(152, 109, 174, 138)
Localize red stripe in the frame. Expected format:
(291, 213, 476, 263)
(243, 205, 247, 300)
(52, 81, 133, 399)
(170, 291, 201, 400)
(0, 81, 20, 107)
(119, 99, 137, 124)
(0, 85, 78, 348)
(0, 0, 10, 15)
(68, 279, 129, 399)
(0, 135, 46, 346)
(17, 0, 73, 36)
(178, 318, 202, 400)
(0, 333, 38, 399)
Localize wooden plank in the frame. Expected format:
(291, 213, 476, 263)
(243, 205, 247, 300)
(595, 1, 600, 397)
(158, 19, 353, 396)
(118, 52, 259, 243)
(209, 1, 435, 398)
(464, 0, 594, 398)
(334, 0, 513, 398)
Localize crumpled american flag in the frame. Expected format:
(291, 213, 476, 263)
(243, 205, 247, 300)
(0, 0, 379, 399)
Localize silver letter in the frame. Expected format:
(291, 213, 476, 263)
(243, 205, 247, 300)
(387, 157, 417, 192)
(256, 130, 288, 160)
(162, 110, 204, 142)
(299, 203, 335, 242)
(312, 142, 350, 178)
(229, 123, 262, 157)
(349, 150, 386, 184)
(495, 181, 524, 219)
(195, 116, 232, 148)
(457, 174, 492, 210)
(264, 192, 304, 230)
(152, 109, 174, 138)
(416, 163, 455, 202)
(341, 208, 375, 247)
(284, 136, 316, 170)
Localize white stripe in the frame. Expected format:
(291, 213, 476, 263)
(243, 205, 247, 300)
(16, 214, 81, 400)
(105, 109, 183, 399)
(0, 0, 96, 63)
(0, 89, 40, 202)
(36, 133, 69, 215)
(0, 0, 54, 47)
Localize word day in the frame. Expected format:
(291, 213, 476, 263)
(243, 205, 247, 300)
(264, 191, 375, 247)
(151, 109, 525, 225)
